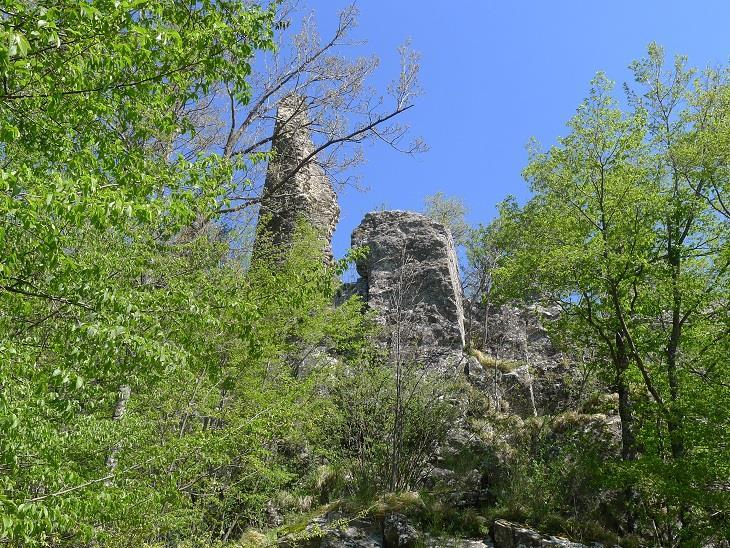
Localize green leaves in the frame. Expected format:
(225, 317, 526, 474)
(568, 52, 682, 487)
(5, 31, 30, 58)
(487, 45, 730, 543)
(0, 0, 284, 544)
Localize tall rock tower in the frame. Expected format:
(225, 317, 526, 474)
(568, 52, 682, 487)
(348, 210, 466, 369)
(253, 94, 339, 264)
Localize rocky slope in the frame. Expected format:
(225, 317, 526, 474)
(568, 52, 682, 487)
(464, 304, 583, 417)
(252, 98, 619, 548)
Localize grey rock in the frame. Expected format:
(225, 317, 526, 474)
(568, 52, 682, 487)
(424, 536, 493, 547)
(350, 210, 465, 367)
(283, 513, 384, 547)
(335, 277, 369, 307)
(265, 499, 284, 527)
(467, 305, 581, 417)
(703, 541, 730, 548)
(491, 520, 590, 548)
(383, 513, 420, 548)
(549, 412, 622, 457)
(420, 465, 486, 507)
(254, 94, 339, 264)
(285, 512, 497, 548)
(319, 521, 383, 548)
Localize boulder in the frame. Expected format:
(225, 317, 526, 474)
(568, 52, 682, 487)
(280, 512, 383, 547)
(491, 520, 589, 548)
(383, 513, 420, 548)
(420, 465, 486, 507)
(424, 538, 494, 547)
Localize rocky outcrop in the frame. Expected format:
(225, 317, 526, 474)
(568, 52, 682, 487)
(348, 210, 465, 367)
(465, 304, 583, 417)
(383, 513, 420, 547)
(279, 511, 383, 547)
(424, 539, 492, 547)
(254, 94, 339, 263)
(491, 520, 591, 548)
(280, 512, 612, 548)
(280, 510, 491, 547)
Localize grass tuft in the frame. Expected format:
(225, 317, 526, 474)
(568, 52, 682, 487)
(468, 348, 522, 373)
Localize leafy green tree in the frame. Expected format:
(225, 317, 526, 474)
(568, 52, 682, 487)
(490, 52, 729, 543)
(423, 191, 470, 245)
(464, 217, 508, 349)
(328, 350, 459, 499)
(498, 73, 652, 467)
(626, 44, 729, 542)
(0, 1, 362, 544)
(669, 61, 730, 222)
(0, 1, 425, 543)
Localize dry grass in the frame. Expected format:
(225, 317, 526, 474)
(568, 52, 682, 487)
(371, 491, 426, 516)
(579, 392, 619, 414)
(468, 348, 522, 373)
(238, 530, 274, 547)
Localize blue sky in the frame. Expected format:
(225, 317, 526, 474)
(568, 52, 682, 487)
(299, 1, 730, 257)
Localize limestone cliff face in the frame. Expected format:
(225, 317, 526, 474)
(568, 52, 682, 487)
(253, 94, 339, 263)
(349, 210, 466, 367)
(465, 304, 579, 417)
(341, 211, 586, 415)
(265, 202, 616, 546)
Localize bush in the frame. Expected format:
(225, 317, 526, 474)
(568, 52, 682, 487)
(327, 354, 460, 499)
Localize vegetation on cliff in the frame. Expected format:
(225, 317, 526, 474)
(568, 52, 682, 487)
(477, 44, 729, 545)
(0, 0, 727, 546)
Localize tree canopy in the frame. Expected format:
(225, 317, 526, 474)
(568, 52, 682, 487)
(485, 46, 729, 544)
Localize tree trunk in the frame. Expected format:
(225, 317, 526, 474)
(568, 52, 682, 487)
(523, 316, 538, 417)
(615, 332, 637, 533)
(667, 246, 687, 538)
(105, 384, 131, 485)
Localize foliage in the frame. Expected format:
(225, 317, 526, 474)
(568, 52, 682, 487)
(327, 353, 459, 500)
(1, 209, 371, 544)
(3, 3, 728, 544)
(0, 1, 374, 544)
(484, 46, 730, 545)
(423, 191, 470, 245)
(489, 413, 625, 544)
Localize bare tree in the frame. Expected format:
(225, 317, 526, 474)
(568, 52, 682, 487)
(423, 192, 470, 245)
(158, 2, 425, 229)
(463, 224, 503, 350)
(383, 245, 458, 491)
(386, 246, 422, 491)
(521, 315, 538, 417)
